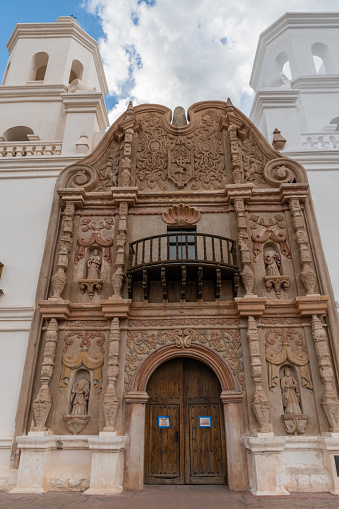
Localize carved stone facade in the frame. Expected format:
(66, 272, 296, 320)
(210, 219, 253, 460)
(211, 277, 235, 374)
(11, 99, 339, 496)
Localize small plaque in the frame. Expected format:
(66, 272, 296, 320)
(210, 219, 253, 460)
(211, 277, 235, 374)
(158, 416, 171, 428)
(199, 416, 212, 428)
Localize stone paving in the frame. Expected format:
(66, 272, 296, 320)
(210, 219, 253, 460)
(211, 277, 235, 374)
(1, 486, 339, 509)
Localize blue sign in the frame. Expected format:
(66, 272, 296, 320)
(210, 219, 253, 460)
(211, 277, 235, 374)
(158, 416, 171, 428)
(199, 416, 212, 428)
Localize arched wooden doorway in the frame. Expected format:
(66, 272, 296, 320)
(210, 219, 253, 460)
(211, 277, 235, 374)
(144, 357, 227, 485)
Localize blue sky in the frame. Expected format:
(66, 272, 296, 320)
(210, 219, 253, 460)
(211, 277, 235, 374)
(1, 0, 338, 124)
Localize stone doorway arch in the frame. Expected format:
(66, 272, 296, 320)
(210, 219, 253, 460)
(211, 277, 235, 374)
(124, 344, 249, 491)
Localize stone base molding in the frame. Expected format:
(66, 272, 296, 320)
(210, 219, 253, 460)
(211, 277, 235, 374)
(9, 432, 125, 494)
(246, 434, 337, 495)
(85, 432, 125, 495)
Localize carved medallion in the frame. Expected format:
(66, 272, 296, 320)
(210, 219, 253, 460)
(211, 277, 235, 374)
(168, 142, 194, 188)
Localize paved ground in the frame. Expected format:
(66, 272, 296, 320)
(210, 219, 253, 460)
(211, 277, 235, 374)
(1, 486, 339, 509)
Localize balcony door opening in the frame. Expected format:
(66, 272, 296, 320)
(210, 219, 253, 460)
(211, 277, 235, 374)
(168, 227, 196, 261)
(145, 357, 227, 485)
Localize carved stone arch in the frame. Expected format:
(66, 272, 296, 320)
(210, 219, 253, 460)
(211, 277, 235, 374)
(131, 343, 237, 393)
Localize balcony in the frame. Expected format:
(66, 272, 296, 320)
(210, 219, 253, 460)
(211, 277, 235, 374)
(0, 140, 62, 157)
(127, 233, 239, 302)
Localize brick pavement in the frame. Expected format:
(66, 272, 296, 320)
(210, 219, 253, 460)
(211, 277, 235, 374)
(1, 486, 339, 509)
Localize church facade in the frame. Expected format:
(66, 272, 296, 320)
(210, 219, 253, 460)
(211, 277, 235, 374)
(1, 14, 339, 497)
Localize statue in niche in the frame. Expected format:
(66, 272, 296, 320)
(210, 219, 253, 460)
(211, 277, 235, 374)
(87, 249, 102, 279)
(264, 249, 281, 276)
(70, 377, 90, 416)
(281, 367, 302, 415)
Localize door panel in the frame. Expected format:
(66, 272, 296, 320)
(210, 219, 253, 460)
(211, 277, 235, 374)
(148, 404, 181, 484)
(145, 357, 227, 485)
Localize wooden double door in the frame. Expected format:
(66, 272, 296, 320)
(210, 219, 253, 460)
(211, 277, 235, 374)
(145, 357, 227, 485)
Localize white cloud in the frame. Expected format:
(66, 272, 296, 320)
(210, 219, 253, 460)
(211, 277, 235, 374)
(85, 0, 339, 124)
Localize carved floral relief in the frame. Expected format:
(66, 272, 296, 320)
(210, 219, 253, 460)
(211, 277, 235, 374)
(125, 325, 244, 390)
(136, 108, 226, 191)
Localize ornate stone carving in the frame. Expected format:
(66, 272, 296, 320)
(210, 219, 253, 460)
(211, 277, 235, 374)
(168, 142, 194, 188)
(136, 107, 225, 191)
(125, 327, 244, 390)
(265, 328, 313, 390)
(74, 232, 113, 265)
(112, 202, 128, 297)
(59, 331, 105, 389)
(247, 316, 271, 432)
(250, 214, 292, 262)
(264, 158, 302, 188)
(66, 165, 98, 191)
(32, 319, 58, 430)
(232, 198, 255, 295)
(67, 320, 108, 328)
(95, 143, 120, 190)
(128, 318, 239, 327)
(79, 279, 103, 299)
(242, 137, 268, 185)
(280, 367, 308, 435)
(51, 202, 76, 298)
(162, 203, 200, 226)
(103, 318, 120, 432)
(311, 315, 339, 431)
(288, 198, 317, 294)
(81, 217, 114, 232)
(261, 317, 302, 325)
(64, 376, 90, 435)
(264, 276, 289, 298)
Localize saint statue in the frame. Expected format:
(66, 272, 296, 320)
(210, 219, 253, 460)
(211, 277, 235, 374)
(281, 368, 302, 414)
(264, 249, 281, 276)
(70, 378, 90, 416)
(87, 249, 101, 279)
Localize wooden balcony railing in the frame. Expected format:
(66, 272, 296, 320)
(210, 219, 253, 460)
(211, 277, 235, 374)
(128, 233, 237, 271)
(127, 233, 239, 301)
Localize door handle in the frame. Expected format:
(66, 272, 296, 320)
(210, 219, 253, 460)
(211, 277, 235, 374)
(175, 430, 179, 443)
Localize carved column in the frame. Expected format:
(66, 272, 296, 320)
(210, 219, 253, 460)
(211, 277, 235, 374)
(288, 197, 317, 295)
(112, 202, 128, 297)
(32, 318, 58, 431)
(312, 315, 339, 431)
(247, 316, 271, 432)
(234, 198, 255, 295)
(103, 317, 120, 431)
(111, 102, 136, 298)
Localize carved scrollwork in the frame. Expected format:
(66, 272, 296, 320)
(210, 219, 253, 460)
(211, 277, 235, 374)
(263, 158, 304, 188)
(65, 164, 98, 191)
(125, 327, 244, 390)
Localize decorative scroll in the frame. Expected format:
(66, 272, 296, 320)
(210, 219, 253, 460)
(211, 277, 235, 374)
(265, 328, 313, 390)
(59, 331, 105, 389)
(251, 230, 291, 262)
(125, 328, 244, 390)
(74, 233, 113, 265)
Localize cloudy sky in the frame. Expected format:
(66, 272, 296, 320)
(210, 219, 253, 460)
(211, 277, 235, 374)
(1, 0, 338, 124)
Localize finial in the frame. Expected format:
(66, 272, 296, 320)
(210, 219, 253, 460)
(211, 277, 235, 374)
(272, 128, 286, 151)
(126, 100, 134, 115)
(172, 106, 187, 127)
(226, 97, 234, 113)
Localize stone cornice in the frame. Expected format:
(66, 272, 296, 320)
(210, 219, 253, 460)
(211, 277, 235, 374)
(291, 75, 339, 91)
(7, 18, 108, 96)
(0, 156, 81, 179)
(250, 90, 299, 125)
(0, 85, 68, 102)
(250, 12, 339, 90)
(61, 92, 109, 130)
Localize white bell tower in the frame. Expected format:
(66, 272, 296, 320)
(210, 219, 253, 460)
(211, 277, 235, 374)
(250, 12, 339, 306)
(0, 16, 108, 154)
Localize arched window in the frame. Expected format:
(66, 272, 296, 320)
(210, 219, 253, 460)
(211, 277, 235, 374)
(276, 51, 292, 80)
(3, 126, 34, 141)
(27, 52, 49, 82)
(68, 59, 84, 84)
(311, 42, 334, 74)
